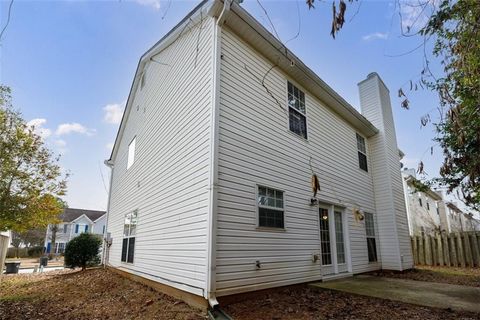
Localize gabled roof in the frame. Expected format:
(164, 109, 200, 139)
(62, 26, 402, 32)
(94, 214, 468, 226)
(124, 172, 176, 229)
(60, 208, 106, 223)
(107, 0, 379, 163)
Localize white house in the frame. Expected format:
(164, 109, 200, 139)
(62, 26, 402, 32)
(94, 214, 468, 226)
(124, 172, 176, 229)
(44, 208, 106, 254)
(402, 168, 480, 235)
(104, 0, 413, 309)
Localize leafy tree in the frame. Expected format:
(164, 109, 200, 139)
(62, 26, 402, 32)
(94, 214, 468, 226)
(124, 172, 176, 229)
(420, 0, 480, 209)
(64, 233, 102, 270)
(0, 85, 68, 232)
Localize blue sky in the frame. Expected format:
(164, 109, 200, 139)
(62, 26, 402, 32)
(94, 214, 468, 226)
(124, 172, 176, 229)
(1, 0, 444, 210)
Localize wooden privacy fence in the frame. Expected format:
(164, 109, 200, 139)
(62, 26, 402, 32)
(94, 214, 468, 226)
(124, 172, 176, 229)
(411, 231, 480, 267)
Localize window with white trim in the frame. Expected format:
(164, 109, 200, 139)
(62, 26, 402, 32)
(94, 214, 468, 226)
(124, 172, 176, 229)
(364, 212, 377, 262)
(287, 81, 307, 139)
(257, 186, 284, 229)
(127, 137, 136, 169)
(121, 210, 137, 263)
(356, 133, 368, 172)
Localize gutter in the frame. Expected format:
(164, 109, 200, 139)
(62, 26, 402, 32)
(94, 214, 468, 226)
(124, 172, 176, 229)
(206, 0, 231, 310)
(102, 160, 114, 267)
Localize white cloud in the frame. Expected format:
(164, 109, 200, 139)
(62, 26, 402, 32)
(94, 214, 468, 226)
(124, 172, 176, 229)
(26, 118, 52, 139)
(135, 0, 161, 10)
(55, 123, 95, 136)
(106, 142, 114, 151)
(362, 32, 388, 41)
(103, 103, 123, 124)
(399, 0, 439, 32)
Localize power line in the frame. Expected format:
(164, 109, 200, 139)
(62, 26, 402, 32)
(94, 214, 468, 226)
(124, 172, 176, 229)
(0, 0, 14, 43)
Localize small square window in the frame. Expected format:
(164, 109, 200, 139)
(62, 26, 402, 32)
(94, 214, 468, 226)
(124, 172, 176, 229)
(257, 186, 284, 229)
(287, 82, 307, 139)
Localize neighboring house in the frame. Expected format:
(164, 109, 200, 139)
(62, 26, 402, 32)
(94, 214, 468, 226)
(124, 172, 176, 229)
(44, 208, 106, 254)
(402, 168, 480, 235)
(402, 168, 445, 235)
(445, 202, 480, 232)
(104, 0, 413, 308)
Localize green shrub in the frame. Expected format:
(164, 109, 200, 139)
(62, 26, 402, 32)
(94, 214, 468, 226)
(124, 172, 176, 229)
(27, 246, 44, 257)
(64, 233, 102, 270)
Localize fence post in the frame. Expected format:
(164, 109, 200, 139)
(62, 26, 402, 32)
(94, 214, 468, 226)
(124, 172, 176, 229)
(425, 235, 433, 266)
(412, 237, 418, 265)
(442, 233, 450, 266)
(456, 232, 466, 267)
(464, 232, 474, 267)
(469, 232, 479, 267)
(436, 233, 444, 266)
(449, 234, 458, 266)
(419, 234, 425, 265)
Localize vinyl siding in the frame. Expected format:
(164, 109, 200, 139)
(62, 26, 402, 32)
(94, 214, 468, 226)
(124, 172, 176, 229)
(358, 75, 413, 270)
(215, 27, 380, 296)
(106, 17, 214, 297)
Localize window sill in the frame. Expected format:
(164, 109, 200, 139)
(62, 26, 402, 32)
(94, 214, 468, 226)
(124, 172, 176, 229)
(286, 129, 309, 143)
(255, 227, 286, 233)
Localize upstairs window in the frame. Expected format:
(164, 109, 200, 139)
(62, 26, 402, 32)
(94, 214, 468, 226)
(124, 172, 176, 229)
(287, 81, 307, 139)
(356, 133, 368, 172)
(418, 197, 423, 207)
(257, 186, 284, 229)
(426, 202, 430, 211)
(127, 137, 136, 169)
(122, 210, 138, 263)
(63, 224, 68, 233)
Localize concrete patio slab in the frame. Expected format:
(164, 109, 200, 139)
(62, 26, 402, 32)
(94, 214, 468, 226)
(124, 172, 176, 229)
(309, 275, 480, 313)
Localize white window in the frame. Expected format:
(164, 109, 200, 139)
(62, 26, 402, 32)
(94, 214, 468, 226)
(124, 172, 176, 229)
(63, 224, 68, 233)
(287, 81, 307, 139)
(257, 186, 284, 229)
(356, 133, 368, 172)
(122, 210, 138, 263)
(127, 137, 136, 169)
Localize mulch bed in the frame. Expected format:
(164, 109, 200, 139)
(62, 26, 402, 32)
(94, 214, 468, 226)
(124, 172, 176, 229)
(372, 266, 480, 287)
(0, 268, 204, 320)
(223, 285, 480, 320)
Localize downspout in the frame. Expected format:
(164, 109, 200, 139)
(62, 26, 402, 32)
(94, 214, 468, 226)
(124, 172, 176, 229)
(206, 0, 231, 309)
(103, 159, 114, 268)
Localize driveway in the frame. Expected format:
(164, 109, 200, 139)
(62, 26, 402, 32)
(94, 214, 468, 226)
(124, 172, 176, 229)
(310, 275, 480, 313)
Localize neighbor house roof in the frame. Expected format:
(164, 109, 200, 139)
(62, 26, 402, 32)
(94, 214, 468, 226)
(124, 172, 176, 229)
(60, 208, 106, 223)
(108, 0, 379, 163)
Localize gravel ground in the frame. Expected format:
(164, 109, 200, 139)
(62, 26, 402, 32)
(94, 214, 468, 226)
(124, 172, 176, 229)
(223, 285, 480, 320)
(0, 268, 205, 320)
(371, 265, 480, 287)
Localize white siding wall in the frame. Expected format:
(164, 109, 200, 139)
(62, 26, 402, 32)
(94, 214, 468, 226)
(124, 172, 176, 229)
(215, 28, 381, 297)
(107, 17, 215, 297)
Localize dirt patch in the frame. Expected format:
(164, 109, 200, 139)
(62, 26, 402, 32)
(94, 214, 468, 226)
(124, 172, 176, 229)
(0, 268, 205, 320)
(372, 266, 480, 287)
(223, 285, 480, 320)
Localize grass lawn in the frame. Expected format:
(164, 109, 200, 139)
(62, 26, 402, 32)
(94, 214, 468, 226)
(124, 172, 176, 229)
(0, 268, 204, 320)
(372, 265, 480, 287)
